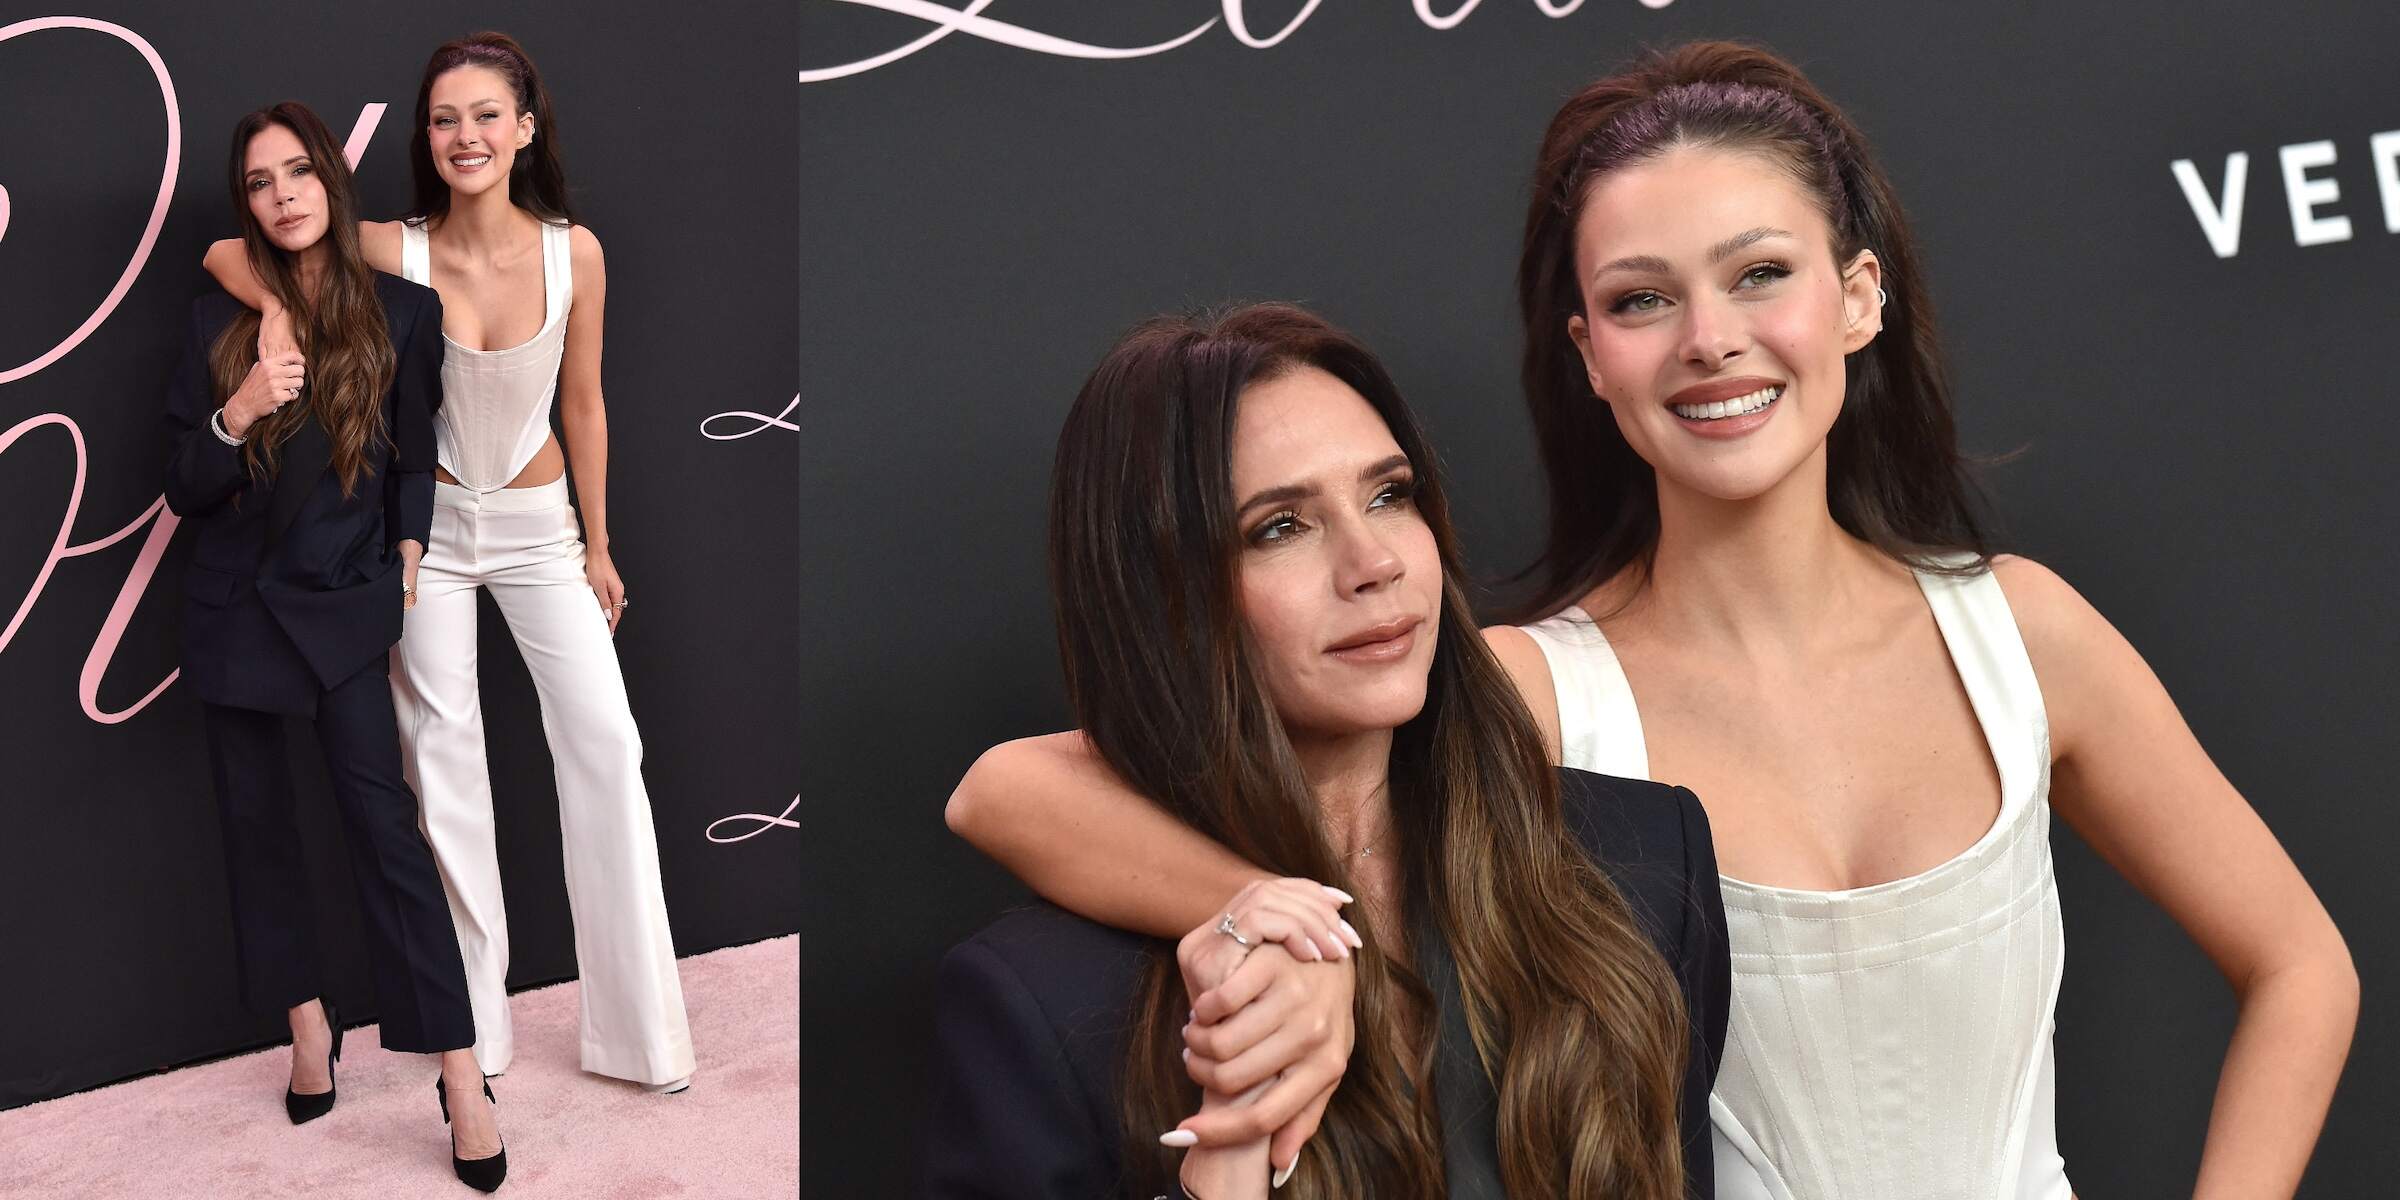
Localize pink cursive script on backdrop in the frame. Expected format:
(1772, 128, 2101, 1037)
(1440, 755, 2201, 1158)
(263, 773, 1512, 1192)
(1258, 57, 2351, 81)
(1, 17, 186, 722)
(1, 19, 394, 724)
(706, 794, 802, 844)
(0, 17, 180, 384)
(799, 0, 1678, 82)
(702, 393, 801, 440)
(0, 416, 180, 723)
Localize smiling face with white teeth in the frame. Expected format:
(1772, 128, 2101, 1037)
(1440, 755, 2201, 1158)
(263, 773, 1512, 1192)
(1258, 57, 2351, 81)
(425, 65, 533, 199)
(1567, 145, 1884, 504)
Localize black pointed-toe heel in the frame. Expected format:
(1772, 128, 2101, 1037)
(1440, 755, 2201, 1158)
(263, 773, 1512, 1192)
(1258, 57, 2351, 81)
(435, 1076, 508, 1193)
(283, 999, 342, 1125)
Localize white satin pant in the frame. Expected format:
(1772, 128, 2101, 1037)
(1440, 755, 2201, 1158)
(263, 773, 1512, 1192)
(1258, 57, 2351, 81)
(391, 478, 695, 1086)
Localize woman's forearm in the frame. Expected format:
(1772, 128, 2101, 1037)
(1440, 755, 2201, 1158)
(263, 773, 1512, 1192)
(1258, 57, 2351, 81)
(560, 400, 609, 549)
(202, 239, 276, 312)
(2190, 953, 2358, 1199)
(949, 735, 1268, 939)
(1178, 1086, 1274, 1200)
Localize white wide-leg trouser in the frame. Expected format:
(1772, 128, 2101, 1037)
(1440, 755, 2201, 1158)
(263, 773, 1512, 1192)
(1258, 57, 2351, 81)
(391, 478, 695, 1086)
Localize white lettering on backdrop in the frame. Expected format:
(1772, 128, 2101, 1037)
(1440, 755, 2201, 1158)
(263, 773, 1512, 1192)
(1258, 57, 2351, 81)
(2172, 129, 2400, 257)
(799, 0, 1678, 83)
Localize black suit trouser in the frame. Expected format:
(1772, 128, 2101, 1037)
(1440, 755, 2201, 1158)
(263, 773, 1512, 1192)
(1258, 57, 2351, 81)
(203, 656, 474, 1054)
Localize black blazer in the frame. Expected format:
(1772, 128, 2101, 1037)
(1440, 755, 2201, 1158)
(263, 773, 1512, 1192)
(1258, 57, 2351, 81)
(916, 769, 1732, 1199)
(163, 275, 444, 717)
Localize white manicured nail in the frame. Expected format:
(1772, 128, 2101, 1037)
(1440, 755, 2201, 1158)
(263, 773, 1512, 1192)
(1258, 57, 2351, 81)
(1158, 1129, 1199, 1148)
(1340, 919, 1363, 949)
(1273, 1160, 1297, 1188)
(1320, 886, 1354, 904)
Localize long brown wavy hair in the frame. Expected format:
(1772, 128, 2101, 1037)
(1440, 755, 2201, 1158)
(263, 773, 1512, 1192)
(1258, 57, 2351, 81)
(1506, 41, 1994, 622)
(211, 102, 392, 495)
(1051, 304, 1690, 1199)
(403, 31, 577, 226)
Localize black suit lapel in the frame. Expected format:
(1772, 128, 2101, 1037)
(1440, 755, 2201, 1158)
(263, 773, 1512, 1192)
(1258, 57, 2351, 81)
(1422, 917, 1511, 1198)
(264, 410, 331, 551)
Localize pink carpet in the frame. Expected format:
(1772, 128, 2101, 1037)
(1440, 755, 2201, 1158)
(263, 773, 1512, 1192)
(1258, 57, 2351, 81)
(2, 936, 798, 1199)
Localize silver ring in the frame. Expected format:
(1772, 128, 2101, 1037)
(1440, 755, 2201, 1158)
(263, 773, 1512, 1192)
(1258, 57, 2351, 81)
(1214, 912, 1250, 948)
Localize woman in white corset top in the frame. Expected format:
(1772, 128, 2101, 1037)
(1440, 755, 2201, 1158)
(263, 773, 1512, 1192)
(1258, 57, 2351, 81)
(206, 31, 694, 1093)
(939, 42, 2356, 1198)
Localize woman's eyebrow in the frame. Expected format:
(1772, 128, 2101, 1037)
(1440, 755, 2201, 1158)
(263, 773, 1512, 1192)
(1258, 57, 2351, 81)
(1590, 227, 1797, 283)
(1707, 226, 1795, 263)
(1238, 455, 1409, 517)
(1237, 481, 1315, 519)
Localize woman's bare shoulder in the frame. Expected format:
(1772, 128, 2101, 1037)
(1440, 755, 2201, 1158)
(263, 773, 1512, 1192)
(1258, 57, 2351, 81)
(358, 220, 406, 272)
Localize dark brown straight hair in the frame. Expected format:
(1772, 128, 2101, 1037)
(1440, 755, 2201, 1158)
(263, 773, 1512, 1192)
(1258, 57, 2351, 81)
(1051, 303, 1689, 1199)
(212, 102, 392, 495)
(1507, 40, 1993, 623)
(403, 31, 576, 226)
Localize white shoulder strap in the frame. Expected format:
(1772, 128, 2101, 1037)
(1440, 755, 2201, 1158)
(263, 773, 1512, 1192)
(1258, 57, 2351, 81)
(1916, 566, 2052, 805)
(398, 220, 431, 286)
(541, 221, 573, 327)
(1517, 609, 1651, 780)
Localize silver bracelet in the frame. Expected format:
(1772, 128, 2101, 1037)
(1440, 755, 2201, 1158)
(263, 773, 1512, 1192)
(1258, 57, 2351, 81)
(209, 407, 247, 446)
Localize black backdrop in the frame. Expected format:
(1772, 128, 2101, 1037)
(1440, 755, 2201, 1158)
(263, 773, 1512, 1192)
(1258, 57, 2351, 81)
(798, 1, 2396, 1194)
(0, 4, 800, 1110)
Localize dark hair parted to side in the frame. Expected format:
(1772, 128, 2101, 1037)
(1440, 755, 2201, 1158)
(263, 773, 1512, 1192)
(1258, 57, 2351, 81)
(404, 31, 576, 226)
(1050, 303, 1690, 1199)
(1509, 40, 1994, 622)
(214, 102, 392, 497)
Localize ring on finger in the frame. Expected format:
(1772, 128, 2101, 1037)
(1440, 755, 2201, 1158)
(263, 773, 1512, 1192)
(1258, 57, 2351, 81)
(1214, 912, 1250, 948)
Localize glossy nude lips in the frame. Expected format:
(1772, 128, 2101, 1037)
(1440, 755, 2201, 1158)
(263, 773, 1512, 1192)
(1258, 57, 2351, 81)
(1326, 615, 1421, 661)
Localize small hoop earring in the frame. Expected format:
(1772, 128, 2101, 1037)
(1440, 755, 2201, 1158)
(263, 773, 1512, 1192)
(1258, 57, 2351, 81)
(1878, 287, 1890, 306)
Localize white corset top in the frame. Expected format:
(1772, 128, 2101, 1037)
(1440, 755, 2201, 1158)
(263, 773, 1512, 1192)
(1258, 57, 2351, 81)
(399, 218, 572, 492)
(1519, 567, 2070, 1200)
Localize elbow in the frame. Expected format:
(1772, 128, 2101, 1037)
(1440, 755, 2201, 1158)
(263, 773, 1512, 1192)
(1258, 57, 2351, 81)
(2306, 943, 2362, 1058)
(946, 739, 1035, 843)
(562, 406, 605, 439)
(946, 734, 1080, 850)
(2244, 921, 2360, 1037)
(2310, 915, 2360, 1026)
(2327, 939, 2361, 1028)
(944, 764, 988, 840)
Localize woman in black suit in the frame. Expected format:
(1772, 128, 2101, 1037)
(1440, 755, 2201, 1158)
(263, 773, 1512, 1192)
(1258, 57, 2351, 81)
(919, 304, 1728, 1199)
(163, 101, 506, 1193)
